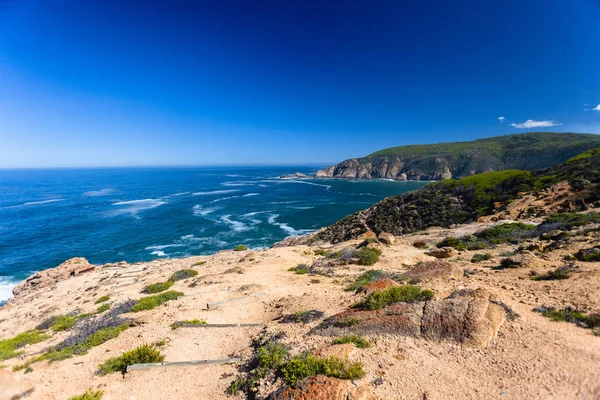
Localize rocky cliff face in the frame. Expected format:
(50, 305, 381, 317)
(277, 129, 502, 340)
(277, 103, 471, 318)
(316, 132, 600, 180)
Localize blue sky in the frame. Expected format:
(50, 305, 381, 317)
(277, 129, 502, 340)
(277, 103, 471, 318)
(0, 0, 599, 167)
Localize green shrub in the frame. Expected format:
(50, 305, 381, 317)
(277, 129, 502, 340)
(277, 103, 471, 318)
(98, 344, 165, 375)
(193, 260, 207, 266)
(477, 223, 536, 243)
(543, 212, 600, 229)
(130, 291, 184, 312)
(234, 245, 248, 251)
(336, 317, 362, 327)
(0, 330, 50, 361)
(533, 265, 573, 281)
(353, 285, 433, 310)
(94, 295, 110, 304)
(169, 269, 198, 282)
(51, 315, 79, 332)
(142, 281, 174, 294)
(171, 319, 207, 330)
(96, 304, 110, 314)
(256, 342, 289, 370)
(289, 264, 309, 274)
(281, 355, 364, 386)
(471, 253, 493, 263)
(344, 270, 384, 291)
(332, 334, 370, 348)
(356, 247, 381, 266)
(538, 307, 600, 330)
(313, 249, 329, 256)
(69, 389, 104, 400)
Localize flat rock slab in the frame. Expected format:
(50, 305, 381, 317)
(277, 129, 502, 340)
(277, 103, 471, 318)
(316, 288, 504, 348)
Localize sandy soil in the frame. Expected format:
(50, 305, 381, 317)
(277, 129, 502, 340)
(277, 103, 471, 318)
(1, 218, 599, 400)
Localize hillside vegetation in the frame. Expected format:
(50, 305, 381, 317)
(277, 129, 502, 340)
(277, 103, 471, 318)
(315, 132, 600, 180)
(316, 148, 600, 243)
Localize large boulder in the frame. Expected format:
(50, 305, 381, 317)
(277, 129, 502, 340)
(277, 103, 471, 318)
(500, 251, 539, 268)
(378, 232, 395, 245)
(268, 375, 378, 400)
(12, 257, 95, 297)
(425, 247, 456, 259)
(401, 260, 462, 282)
(316, 288, 504, 348)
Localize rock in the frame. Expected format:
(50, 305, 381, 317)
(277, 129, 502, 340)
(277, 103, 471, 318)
(358, 279, 398, 295)
(317, 288, 504, 348)
(359, 231, 378, 241)
(575, 246, 600, 262)
(402, 260, 462, 282)
(280, 172, 308, 179)
(12, 257, 95, 298)
(348, 386, 379, 400)
(378, 232, 395, 245)
(425, 247, 456, 259)
(269, 375, 366, 400)
(313, 344, 355, 360)
(272, 230, 324, 248)
(500, 251, 538, 268)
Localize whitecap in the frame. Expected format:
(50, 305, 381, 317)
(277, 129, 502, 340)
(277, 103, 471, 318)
(242, 211, 270, 217)
(192, 189, 239, 196)
(0, 276, 19, 303)
(193, 205, 220, 216)
(83, 188, 115, 197)
(111, 199, 167, 215)
(145, 244, 186, 251)
(242, 193, 260, 197)
(210, 195, 240, 203)
(289, 206, 314, 210)
(221, 181, 255, 187)
(150, 250, 167, 257)
(159, 192, 190, 199)
(267, 214, 314, 237)
(19, 199, 65, 206)
(220, 215, 250, 232)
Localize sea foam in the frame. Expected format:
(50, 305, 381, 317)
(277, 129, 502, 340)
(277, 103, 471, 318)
(111, 199, 167, 215)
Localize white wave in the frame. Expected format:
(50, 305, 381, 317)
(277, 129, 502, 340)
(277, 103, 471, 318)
(180, 234, 228, 247)
(242, 211, 270, 217)
(220, 215, 250, 232)
(221, 181, 255, 187)
(0, 276, 19, 303)
(150, 250, 167, 257)
(145, 244, 185, 251)
(226, 174, 244, 177)
(159, 192, 190, 199)
(258, 179, 331, 190)
(111, 199, 167, 215)
(289, 206, 314, 210)
(267, 214, 314, 237)
(192, 189, 239, 196)
(20, 199, 65, 206)
(83, 188, 115, 197)
(242, 193, 260, 197)
(193, 205, 220, 216)
(210, 195, 240, 203)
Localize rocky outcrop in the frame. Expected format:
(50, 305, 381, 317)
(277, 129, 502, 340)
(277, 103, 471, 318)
(425, 247, 456, 259)
(401, 260, 462, 282)
(268, 375, 378, 400)
(317, 288, 504, 348)
(279, 172, 308, 179)
(377, 232, 395, 245)
(11, 257, 95, 298)
(316, 132, 600, 181)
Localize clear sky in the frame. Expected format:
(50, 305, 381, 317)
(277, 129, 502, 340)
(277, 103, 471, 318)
(0, 0, 599, 168)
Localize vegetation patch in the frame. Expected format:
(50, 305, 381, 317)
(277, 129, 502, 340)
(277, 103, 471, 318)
(335, 317, 362, 327)
(281, 354, 364, 386)
(352, 285, 433, 310)
(536, 306, 600, 332)
(130, 290, 183, 312)
(171, 319, 207, 330)
(542, 212, 600, 230)
(532, 265, 575, 281)
(98, 343, 165, 375)
(471, 253, 493, 263)
(193, 260, 207, 266)
(332, 334, 370, 348)
(286, 310, 324, 324)
(142, 280, 174, 294)
(96, 303, 110, 313)
(575, 246, 600, 262)
(439, 223, 536, 251)
(413, 241, 428, 249)
(94, 295, 110, 304)
(344, 270, 384, 291)
(355, 247, 381, 266)
(288, 264, 309, 275)
(0, 330, 50, 361)
(313, 249, 329, 256)
(169, 269, 198, 282)
(234, 244, 248, 251)
(69, 389, 104, 400)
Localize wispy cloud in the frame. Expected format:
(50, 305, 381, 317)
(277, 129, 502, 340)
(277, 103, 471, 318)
(498, 116, 505, 122)
(509, 119, 561, 129)
(593, 104, 600, 111)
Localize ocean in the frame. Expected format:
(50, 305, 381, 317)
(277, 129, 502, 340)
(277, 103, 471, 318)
(0, 166, 428, 303)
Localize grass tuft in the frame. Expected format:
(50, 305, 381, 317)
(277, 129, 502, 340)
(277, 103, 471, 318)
(142, 281, 174, 294)
(69, 389, 104, 400)
(171, 319, 207, 330)
(0, 330, 50, 361)
(130, 290, 183, 312)
(352, 285, 433, 310)
(94, 295, 110, 304)
(471, 253, 493, 263)
(169, 269, 198, 282)
(96, 303, 110, 314)
(234, 244, 248, 251)
(355, 247, 381, 266)
(344, 270, 384, 291)
(332, 334, 370, 348)
(281, 355, 364, 386)
(98, 343, 164, 375)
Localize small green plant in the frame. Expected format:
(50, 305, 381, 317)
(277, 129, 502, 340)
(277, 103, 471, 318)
(234, 244, 248, 251)
(94, 295, 110, 304)
(98, 344, 165, 375)
(96, 303, 110, 314)
(193, 260, 207, 266)
(352, 285, 433, 310)
(344, 270, 384, 291)
(355, 247, 381, 266)
(289, 264, 309, 274)
(142, 281, 174, 294)
(537, 306, 600, 331)
(169, 269, 199, 282)
(313, 249, 329, 256)
(130, 291, 184, 312)
(532, 265, 574, 281)
(281, 355, 364, 386)
(50, 315, 79, 332)
(471, 253, 493, 263)
(69, 389, 104, 400)
(332, 334, 371, 348)
(0, 330, 50, 360)
(336, 317, 362, 327)
(170, 319, 207, 330)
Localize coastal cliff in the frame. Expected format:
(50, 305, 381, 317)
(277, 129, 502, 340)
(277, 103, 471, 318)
(316, 132, 600, 180)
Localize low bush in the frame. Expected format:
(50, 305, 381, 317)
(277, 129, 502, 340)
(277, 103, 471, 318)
(313, 249, 329, 256)
(0, 330, 50, 360)
(344, 270, 384, 291)
(352, 285, 433, 310)
(543, 212, 600, 230)
(94, 295, 110, 304)
(291, 310, 324, 324)
(533, 265, 574, 281)
(193, 260, 207, 266)
(288, 264, 309, 274)
(142, 281, 174, 294)
(537, 306, 600, 330)
(96, 303, 110, 313)
(169, 269, 198, 282)
(130, 291, 184, 312)
(356, 247, 381, 266)
(98, 344, 165, 375)
(171, 319, 207, 330)
(50, 315, 80, 332)
(234, 244, 248, 251)
(332, 334, 370, 348)
(281, 355, 364, 386)
(471, 253, 493, 263)
(439, 223, 536, 250)
(335, 317, 362, 327)
(69, 389, 104, 400)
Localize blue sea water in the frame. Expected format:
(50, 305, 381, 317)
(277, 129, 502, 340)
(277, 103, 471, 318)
(0, 166, 427, 302)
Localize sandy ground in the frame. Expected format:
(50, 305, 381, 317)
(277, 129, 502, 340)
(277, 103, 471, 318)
(1, 219, 599, 400)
